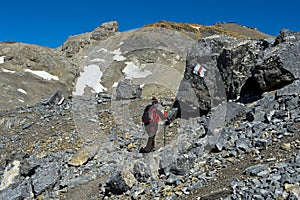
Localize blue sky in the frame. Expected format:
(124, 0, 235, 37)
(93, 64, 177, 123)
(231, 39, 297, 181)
(1, 0, 299, 48)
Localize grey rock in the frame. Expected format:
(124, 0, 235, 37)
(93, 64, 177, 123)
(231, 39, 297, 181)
(274, 29, 300, 45)
(31, 162, 60, 196)
(215, 136, 226, 151)
(236, 139, 252, 152)
(274, 162, 288, 169)
(246, 110, 255, 122)
(287, 123, 298, 133)
(285, 96, 299, 111)
(253, 138, 270, 148)
(20, 158, 40, 177)
(90, 21, 118, 41)
(253, 194, 264, 200)
(169, 165, 188, 176)
(184, 35, 230, 113)
(166, 173, 180, 185)
(61, 33, 90, 57)
(115, 79, 142, 100)
(225, 102, 247, 123)
(0, 178, 34, 200)
(294, 117, 300, 122)
(244, 164, 269, 176)
(105, 170, 136, 195)
(184, 29, 300, 109)
(40, 90, 63, 105)
(257, 169, 270, 177)
(295, 153, 300, 163)
(22, 122, 33, 130)
(133, 160, 151, 182)
(276, 80, 300, 96)
(259, 188, 271, 197)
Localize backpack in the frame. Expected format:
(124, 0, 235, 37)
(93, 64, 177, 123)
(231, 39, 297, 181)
(142, 104, 155, 125)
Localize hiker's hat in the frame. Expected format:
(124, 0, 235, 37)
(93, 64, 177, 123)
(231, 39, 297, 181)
(151, 97, 158, 104)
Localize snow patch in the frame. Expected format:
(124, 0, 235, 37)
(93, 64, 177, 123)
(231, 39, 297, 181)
(24, 69, 59, 81)
(0, 56, 5, 64)
(112, 82, 119, 87)
(112, 48, 126, 61)
(122, 62, 152, 78)
(1, 68, 16, 73)
(97, 48, 108, 53)
(191, 25, 201, 30)
(73, 64, 107, 96)
(17, 88, 27, 94)
(90, 58, 105, 63)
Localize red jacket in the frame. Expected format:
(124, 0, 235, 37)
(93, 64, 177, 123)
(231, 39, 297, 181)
(150, 106, 168, 123)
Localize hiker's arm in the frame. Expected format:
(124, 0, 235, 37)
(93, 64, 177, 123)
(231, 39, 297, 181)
(157, 109, 168, 120)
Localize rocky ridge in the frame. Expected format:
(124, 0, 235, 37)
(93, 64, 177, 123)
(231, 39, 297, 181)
(0, 21, 299, 200)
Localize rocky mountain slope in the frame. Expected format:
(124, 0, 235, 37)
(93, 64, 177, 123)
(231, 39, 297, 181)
(0, 21, 299, 200)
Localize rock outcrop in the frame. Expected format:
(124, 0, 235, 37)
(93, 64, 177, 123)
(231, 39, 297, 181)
(181, 29, 300, 115)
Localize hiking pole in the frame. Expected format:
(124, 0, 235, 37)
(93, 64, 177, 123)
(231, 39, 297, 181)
(163, 122, 166, 147)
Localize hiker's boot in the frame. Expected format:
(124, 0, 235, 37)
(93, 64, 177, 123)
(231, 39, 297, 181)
(139, 147, 149, 153)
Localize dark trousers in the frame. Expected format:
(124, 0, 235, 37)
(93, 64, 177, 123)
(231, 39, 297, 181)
(144, 135, 156, 152)
(144, 123, 158, 152)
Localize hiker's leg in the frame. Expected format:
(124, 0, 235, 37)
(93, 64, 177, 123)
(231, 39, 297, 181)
(144, 135, 155, 152)
(152, 134, 156, 150)
(144, 123, 158, 152)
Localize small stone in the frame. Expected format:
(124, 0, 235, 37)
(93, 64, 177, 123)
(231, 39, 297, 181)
(221, 150, 229, 158)
(244, 164, 269, 176)
(257, 169, 270, 177)
(198, 161, 206, 168)
(122, 170, 136, 188)
(68, 148, 89, 166)
(284, 183, 300, 198)
(281, 143, 291, 150)
(294, 117, 300, 122)
(265, 157, 276, 162)
(22, 122, 33, 130)
(127, 143, 135, 149)
(125, 133, 130, 140)
(226, 157, 235, 163)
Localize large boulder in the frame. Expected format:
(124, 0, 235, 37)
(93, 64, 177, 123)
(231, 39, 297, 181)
(105, 170, 136, 195)
(181, 30, 300, 114)
(115, 79, 142, 100)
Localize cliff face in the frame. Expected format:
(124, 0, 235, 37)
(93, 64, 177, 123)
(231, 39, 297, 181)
(1, 21, 300, 200)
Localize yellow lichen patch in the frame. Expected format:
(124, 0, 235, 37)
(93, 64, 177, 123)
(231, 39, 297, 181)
(143, 20, 248, 39)
(143, 20, 202, 39)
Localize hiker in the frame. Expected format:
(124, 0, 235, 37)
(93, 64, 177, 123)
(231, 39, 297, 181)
(140, 97, 169, 153)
